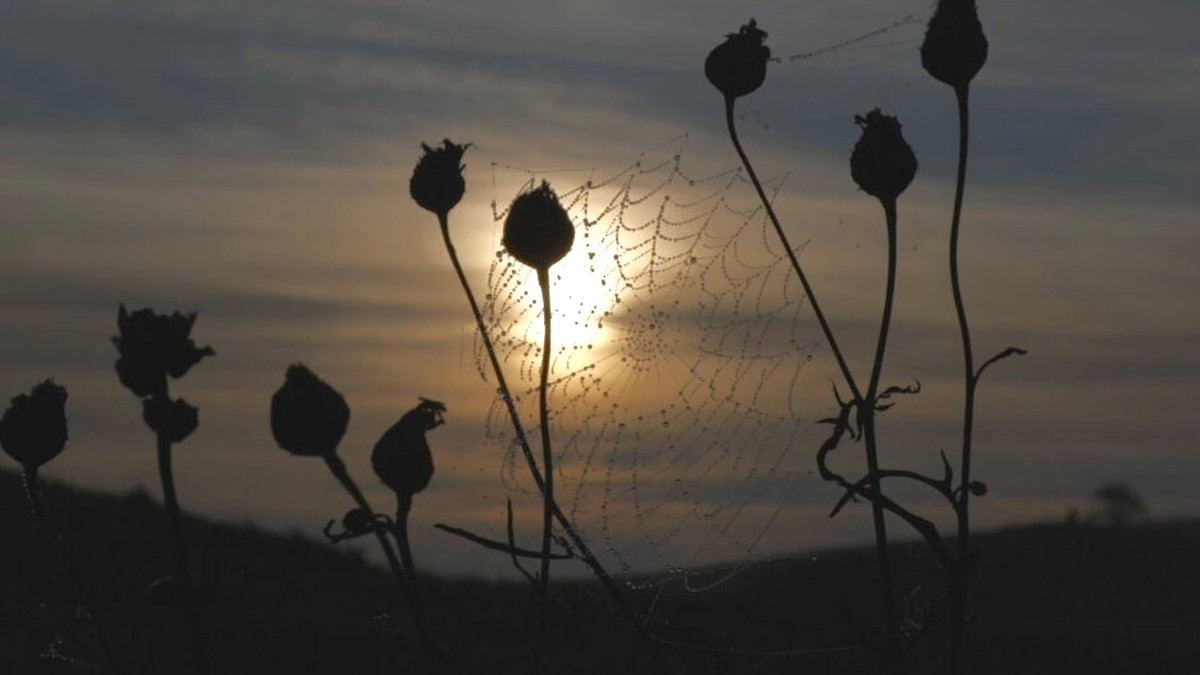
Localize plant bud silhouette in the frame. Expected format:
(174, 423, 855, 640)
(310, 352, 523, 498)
(372, 398, 446, 498)
(113, 304, 215, 399)
(410, 139, 471, 217)
(0, 380, 68, 471)
(143, 395, 199, 443)
(850, 109, 917, 203)
(341, 508, 374, 532)
(270, 364, 350, 458)
(921, 0, 988, 89)
(502, 181, 575, 270)
(705, 19, 770, 101)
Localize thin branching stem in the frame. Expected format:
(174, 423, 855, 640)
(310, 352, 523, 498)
(155, 431, 210, 675)
(22, 469, 126, 675)
(535, 266, 555, 669)
(724, 95, 910, 668)
(948, 83, 976, 675)
(722, 96, 863, 403)
(323, 455, 437, 672)
(432, 523, 572, 560)
(861, 199, 903, 674)
(436, 212, 672, 674)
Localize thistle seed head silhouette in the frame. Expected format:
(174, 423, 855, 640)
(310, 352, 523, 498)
(921, 0, 989, 89)
(705, 19, 770, 101)
(410, 139, 471, 217)
(113, 304, 214, 399)
(850, 109, 918, 203)
(270, 364, 351, 458)
(143, 395, 199, 443)
(0, 380, 68, 471)
(503, 181, 575, 270)
(372, 398, 446, 498)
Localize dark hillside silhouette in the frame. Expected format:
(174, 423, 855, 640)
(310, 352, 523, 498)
(3, 470, 1196, 674)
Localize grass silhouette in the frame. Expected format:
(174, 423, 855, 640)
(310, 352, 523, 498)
(3, 469, 1196, 674)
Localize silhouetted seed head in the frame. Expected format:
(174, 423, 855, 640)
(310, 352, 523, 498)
(372, 398, 446, 498)
(502, 181, 575, 270)
(270, 364, 350, 458)
(342, 508, 373, 533)
(967, 481, 988, 496)
(921, 0, 988, 89)
(0, 380, 68, 471)
(705, 19, 770, 101)
(850, 109, 917, 203)
(113, 304, 215, 399)
(410, 139, 471, 217)
(142, 395, 199, 443)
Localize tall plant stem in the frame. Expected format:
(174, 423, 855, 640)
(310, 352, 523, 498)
(437, 213, 543, 494)
(722, 97, 863, 403)
(535, 266, 555, 667)
(156, 433, 209, 675)
(723, 96, 904, 666)
(392, 492, 435, 671)
(436, 213, 671, 674)
(948, 83, 976, 675)
(22, 469, 125, 675)
(862, 200, 903, 674)
(323, 455, 437, 672)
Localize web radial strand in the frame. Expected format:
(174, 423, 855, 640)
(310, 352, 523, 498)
(473, 137, 833, 592)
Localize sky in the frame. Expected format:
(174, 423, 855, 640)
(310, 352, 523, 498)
(1, 0, 1198, 579)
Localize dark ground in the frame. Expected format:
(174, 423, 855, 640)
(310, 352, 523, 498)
(2, 470, 1196, 674)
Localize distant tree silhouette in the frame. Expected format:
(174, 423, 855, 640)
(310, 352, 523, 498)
(1093, 483, 1148, 527)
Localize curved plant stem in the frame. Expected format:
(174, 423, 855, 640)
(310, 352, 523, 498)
(948, 83, 976, 675)
(156, 432, 210, 675)
(862, 200, 903, 674)
(437, 213, 543, 493)
(724, 95, 905, 668)
(535, 266, 555, 669)
(722, 96, 863, 403)
(436, 212, 671, 674)
(392, 492, 437, 672)
(22, 469, 125, 675)
(323, 455, 437, 672)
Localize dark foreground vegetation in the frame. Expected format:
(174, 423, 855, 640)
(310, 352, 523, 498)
(3, 471, 1194, 675)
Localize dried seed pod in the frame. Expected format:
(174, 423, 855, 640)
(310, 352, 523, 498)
(705, 19, 770, 101)
(270, 364, 350, 458)
(502, 181, 575, 270)
(371, 398, 446, 498)
(850, 109, 918, 203)
(142, 395, 199, 443)
(410, 139, 471, 217)
(342, 508, 374, 533)
(0, 380, 68, 471)
(113, 304, 215, 399)
(920, 0, 989, 89)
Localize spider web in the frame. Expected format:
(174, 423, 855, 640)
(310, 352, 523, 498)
(479, 143, 825, 577)
(460, 5, 936, 654)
